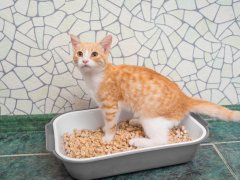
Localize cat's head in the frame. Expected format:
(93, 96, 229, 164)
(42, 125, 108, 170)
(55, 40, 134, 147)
(70, 34, 112, 73)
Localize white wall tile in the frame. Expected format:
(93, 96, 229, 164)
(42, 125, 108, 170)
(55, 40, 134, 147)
(0, 0, 239, 115)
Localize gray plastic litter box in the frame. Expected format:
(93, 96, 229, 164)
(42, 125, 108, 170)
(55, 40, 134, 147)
(45, 109, 209, 180)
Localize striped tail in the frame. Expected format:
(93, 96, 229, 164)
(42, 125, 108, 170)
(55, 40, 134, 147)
(187, 98, 240, 121)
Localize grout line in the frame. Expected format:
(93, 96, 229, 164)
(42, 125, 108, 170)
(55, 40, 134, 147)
(200, 143, 212, 146)
(201, 141, 240, 146)
(212, 144, 238, 180)
(0, 130, 45, 133)
(212, 141, 240, 145)
(0, 153, 51, 158)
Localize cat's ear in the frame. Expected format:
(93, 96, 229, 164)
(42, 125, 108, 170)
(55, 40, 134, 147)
(70, 34, 80, 50)
(99, 35, 112, 53)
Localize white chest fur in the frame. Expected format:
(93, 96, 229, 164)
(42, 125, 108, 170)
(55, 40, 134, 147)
(82, 72, 104, 103)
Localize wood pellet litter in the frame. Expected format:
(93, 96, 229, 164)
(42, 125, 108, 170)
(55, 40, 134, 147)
(63, 121, 192, 158)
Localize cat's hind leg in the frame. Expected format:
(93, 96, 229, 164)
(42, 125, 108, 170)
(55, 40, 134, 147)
(129, 118, 141, 126)
(129, 117, 179, 148)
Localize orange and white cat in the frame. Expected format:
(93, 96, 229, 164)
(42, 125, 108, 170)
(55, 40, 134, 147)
(70, 34, 240, 148)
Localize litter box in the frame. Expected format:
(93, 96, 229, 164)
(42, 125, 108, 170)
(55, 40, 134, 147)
(45, 108, 209, 180)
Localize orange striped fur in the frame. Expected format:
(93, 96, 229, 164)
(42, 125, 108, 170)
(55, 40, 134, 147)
(70, 34, 240, 147)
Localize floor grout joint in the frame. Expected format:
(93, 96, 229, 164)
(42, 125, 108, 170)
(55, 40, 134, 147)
(0, 153, 51, 158)
(212, 144, 238, 180)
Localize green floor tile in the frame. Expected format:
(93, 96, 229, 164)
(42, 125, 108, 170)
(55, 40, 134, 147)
(0, 114, 55, 133)
(224, 105, 240, 111)
(216, 143, 240, 178)
(0, 131, 46, 155)
(205, 121, 240, 143)
(103, 145, 234, 180)
(0, 155, 73, 180)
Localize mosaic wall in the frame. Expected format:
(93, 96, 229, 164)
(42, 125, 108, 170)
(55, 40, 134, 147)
(0, 0, 240, 115)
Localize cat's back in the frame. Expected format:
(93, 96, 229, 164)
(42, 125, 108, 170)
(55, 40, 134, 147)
(114, 64, 178, 88)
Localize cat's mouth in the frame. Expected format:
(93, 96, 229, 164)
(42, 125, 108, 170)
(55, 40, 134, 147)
(81, 64, 90, 68)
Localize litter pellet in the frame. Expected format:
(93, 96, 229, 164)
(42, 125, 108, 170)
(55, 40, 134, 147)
(63, 120, 192, 158)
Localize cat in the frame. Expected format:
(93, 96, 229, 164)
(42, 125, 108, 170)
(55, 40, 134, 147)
(70, 34, 240, 148)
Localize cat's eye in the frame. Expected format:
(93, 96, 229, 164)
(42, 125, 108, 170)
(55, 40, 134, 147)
(77, 51, 83, 57)
(91, 51, 98, 57)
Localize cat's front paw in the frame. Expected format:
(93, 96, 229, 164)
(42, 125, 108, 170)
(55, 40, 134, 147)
(102, 133, 114, 144)
(129, 137, 168, 148)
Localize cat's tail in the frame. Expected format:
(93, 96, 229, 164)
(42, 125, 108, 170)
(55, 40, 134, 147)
(187, 98, 240, 121)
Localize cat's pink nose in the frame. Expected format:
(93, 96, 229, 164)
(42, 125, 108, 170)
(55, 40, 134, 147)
(82, 60, 88, 64)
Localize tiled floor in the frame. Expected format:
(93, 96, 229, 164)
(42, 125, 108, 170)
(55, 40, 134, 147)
(0, 106, 240, 180)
